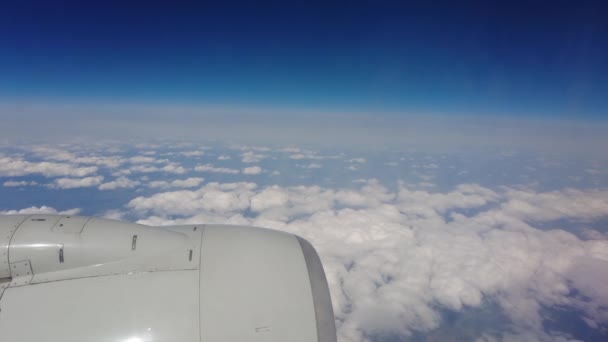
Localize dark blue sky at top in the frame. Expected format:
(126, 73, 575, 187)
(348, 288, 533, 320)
(1, 1, 607, 118)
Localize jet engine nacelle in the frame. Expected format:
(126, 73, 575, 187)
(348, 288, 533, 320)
(0, 215, 336, 342)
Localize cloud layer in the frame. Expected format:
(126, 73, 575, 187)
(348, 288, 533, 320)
(1, 142, 607, 341)
(3, 103, 608, 156)
(128, 179, 608, 341)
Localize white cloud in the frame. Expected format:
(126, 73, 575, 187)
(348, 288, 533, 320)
(250, 186, 290, 212)
(180, 150, 205, 157)
(305, 163, 323, 169)
(128, 182, 256, 216)
(129, 165, 159, 173)
(29, 146, 125, 169)
(397, 182, 499, 215)
(0, 206, 80, 215)
(100, 209, 127, 221)
(281, 147, 343, 161)
(128, 181, 608, 341)
(116, 162, 187, 175)
(5, 104, 608, 156)
(148, 177, 204, 189)
(128, 156, 157, 164)
(280, 147, 302, 153)
(241, 151, 266, 163)
(4, 141, 607, 340)
(98, 177, 141, 190)
(30, 146, 77, 161)
(289, 153, 308, 160)
(3, 180, 38, 187)
(242, 166, 262, 175)
(499, 187, 608, 222)
(235, 145, 271, 152)
(412, 163, 440, 170)
(217, 155, 231, 160)
(160, 163, 187, 174)
(52, 176, 104, 189)
(0, 155, 98, 177)
(194, 164, 240, 174)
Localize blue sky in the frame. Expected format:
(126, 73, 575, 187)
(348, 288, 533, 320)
(1, 2, 607, 117)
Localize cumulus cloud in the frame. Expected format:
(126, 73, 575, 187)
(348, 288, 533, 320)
(52, 176, 104, 189)
(0, 206, 80, 215)
(241, 151, 266, 163)
(3, 180, 38, 187)
(289, 153, 310, 160)
(129, 182, 257, 216)
(304, 163, 323, 169)
(194, 164, 240, 174)
(98, 176, 141, 190)
(242, 166, 262, 175)
(129, 180, 608, 341)
(3, 141, 607, 340)
(179, 150, 205, 157)
(128, 156, 158, 164)
(148, 177, 204, 189)
(100, 209, 128, 221)
(499, 187, 608, 222)
(0, 154, 98, 177)
(250, 185, 290, 212)
(116, 163, 187, 175)
(286, 149, 342, 160)
(30, 146, 125, 169)
(159, 163, 187, 174)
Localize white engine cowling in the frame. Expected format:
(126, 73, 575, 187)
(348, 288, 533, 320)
(0, 214, 336, 342)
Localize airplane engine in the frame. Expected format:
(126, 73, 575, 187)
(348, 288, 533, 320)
(0, 214, 336, 342)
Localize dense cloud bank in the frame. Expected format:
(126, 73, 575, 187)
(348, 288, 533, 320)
(1, 142, 607, 341)
(128, 180, 608, 341)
